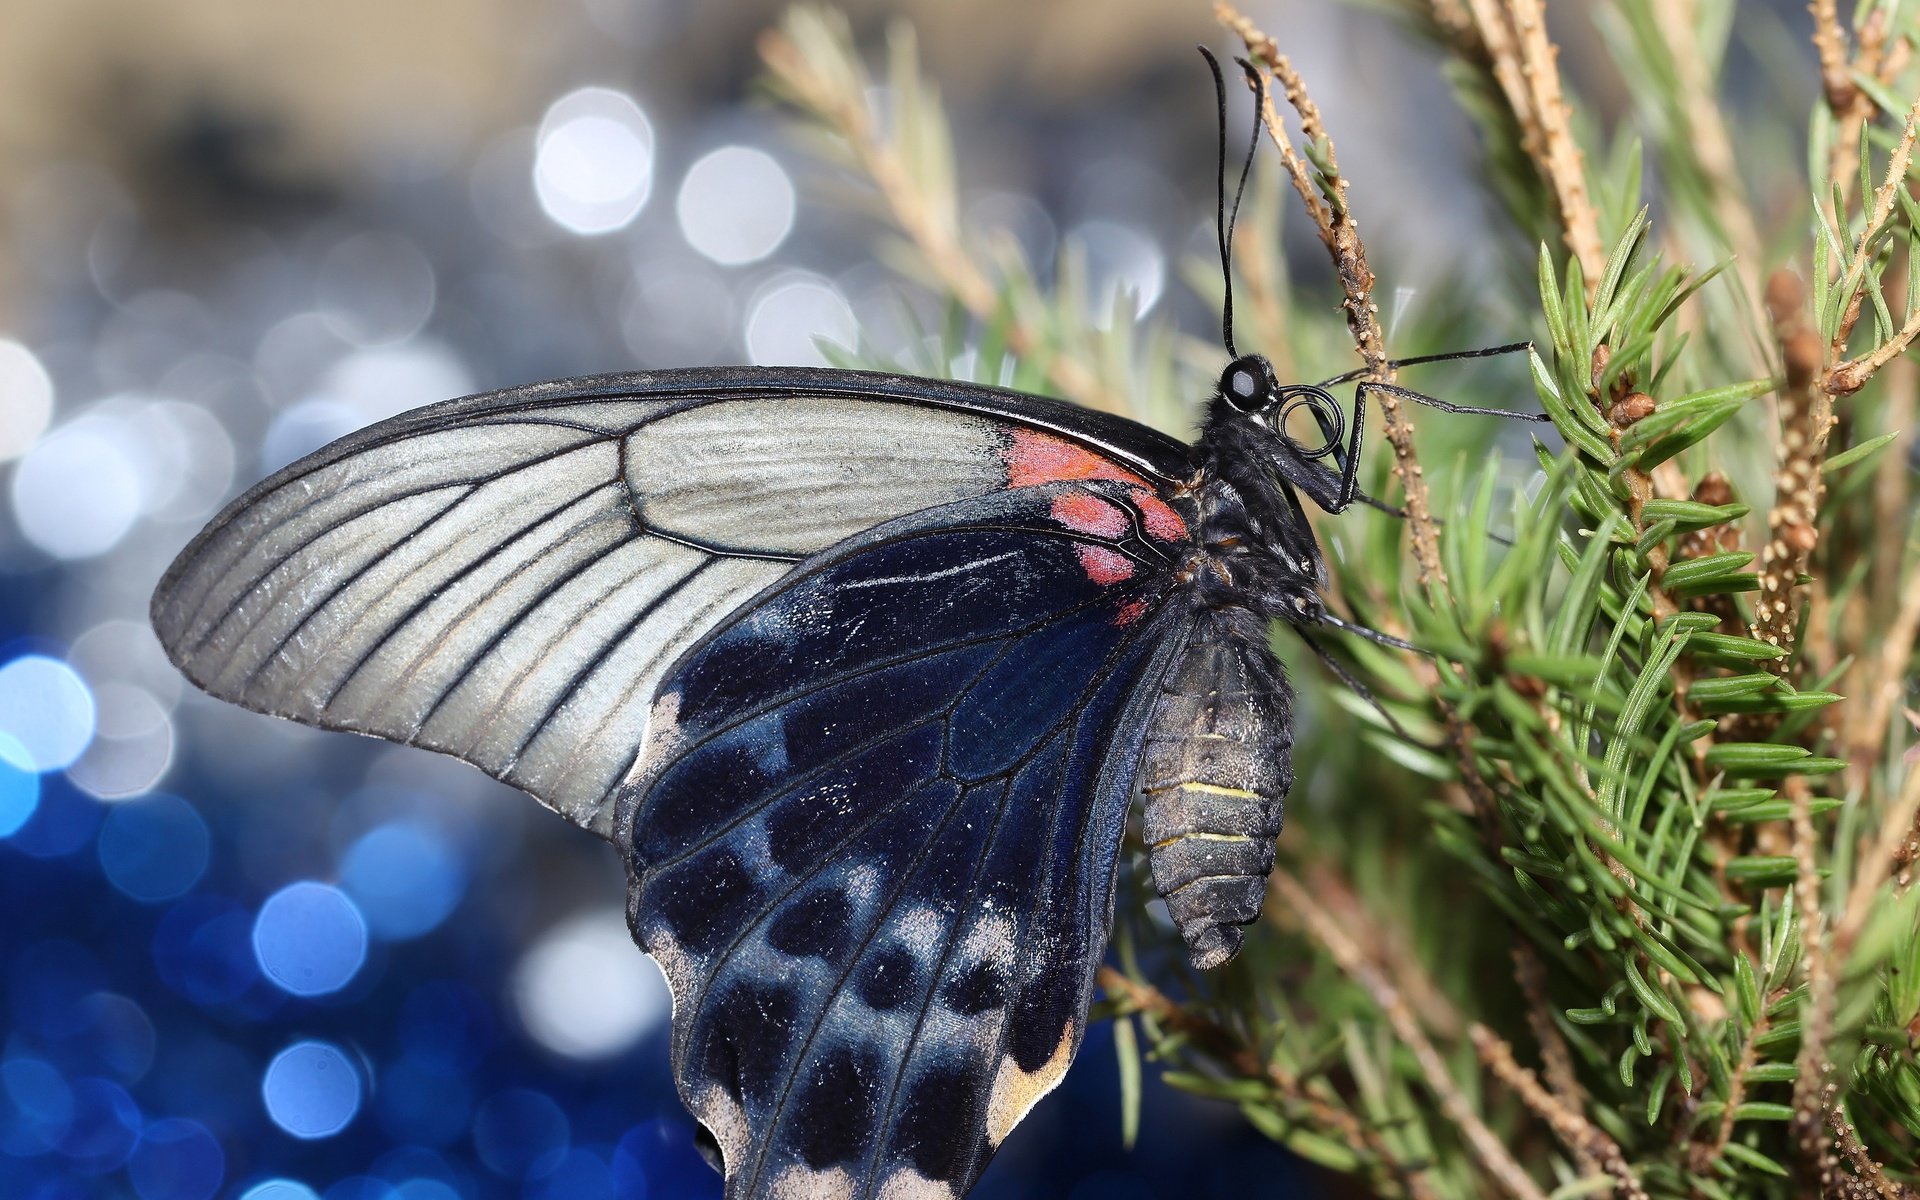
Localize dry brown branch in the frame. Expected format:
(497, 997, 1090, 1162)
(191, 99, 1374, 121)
(1821, 1083, 1915, 1200)
(1447, 0, 1602, 291)
(1869, 357, 1914, 604)
(758, 22, 1118, 413)
(1095, 967, 1441, 1200)
(1271, 870, 1551, 1200)
(1815, 2, 1893, 217)
(1827, 92, 1920, 369)
(1752, 269, 1834, 658)
(1470, 1024, 1648, 1200)
(1849, 549, 1920, 788)
(1813, 0, 1858, 113)
(1648, 0, 1767, 335)
(1700, 998, 1772, 1172)
(1216, 1, 1449, 593)
(1505, 0, 1605, 289)
(1791, 774, 1839, 1171)
(1511, 943, 1583, 1116)
(1461, 0, 1538, 142)
(1830, 304, 1920, 396)
(1303, 862, 1464, 1040)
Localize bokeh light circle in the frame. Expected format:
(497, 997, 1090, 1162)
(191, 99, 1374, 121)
(0, 732, 40, 836)
(374, 1053, 473, 1147)
(154, 896, 262, 1006)
(128, 1117, 225, 1200)
(511, 907, 669, 1060)
(97, 795, 210, 902)
(316, 233, 437, 347)
(10, 419, 145, 558)
(262, 400, 362, 474)
(67, 680, 176, 800)
(8, 940, 109, 1039)
(239, 1181, 321, 1200)
(63, 991, 159, 1084)
(676, 146, 796, 265)
(0, 1055, 74, 1156)
(1070, 218, 1166, 323)
(534, 87, 654, 235)
(262, 1041, 361, 1139)
(0, 337, 55, 461)
(0, 656, 96, 772)
(57, 1076, 142, 1174)
(471, 1088, 569, 1180)
(744, 273, 857, 367)
(339, 821, 465, 940)
(525, 1148, 618, 1200)
(252, 882, 368, 997)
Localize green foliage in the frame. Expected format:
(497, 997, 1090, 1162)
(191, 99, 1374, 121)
(762, 4, 1920, 1196)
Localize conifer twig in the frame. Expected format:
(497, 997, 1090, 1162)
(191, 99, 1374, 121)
(1813, 1, 1894, 216)
(1505, 0, 1605, 291)
(1470, 1024, 1648, 1200)
(1271, 870, 1550, 1200)
(758, 14, 1120, 413)
(1826, 92, 1920, 373)
(1752, 269, 1830, 658)
(1450, 0, 1604, 291)
(1095, 966, 1441, 1200)
(1216, 1, 1449, 595)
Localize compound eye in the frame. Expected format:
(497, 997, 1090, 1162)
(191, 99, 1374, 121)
(1220, 355, 1273, 412)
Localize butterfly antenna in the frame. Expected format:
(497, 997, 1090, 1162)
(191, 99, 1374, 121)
(1316, 341, 1535, 388)
(1199, 47, 1266, 358)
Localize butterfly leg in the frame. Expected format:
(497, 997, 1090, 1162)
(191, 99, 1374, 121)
(1360, 379, 1553, 423)
(1295, 629, 1412, 743)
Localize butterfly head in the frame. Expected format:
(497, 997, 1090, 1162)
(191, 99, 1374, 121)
(1216, 356, 1346, 460)
(1218, 354, 1279, 414)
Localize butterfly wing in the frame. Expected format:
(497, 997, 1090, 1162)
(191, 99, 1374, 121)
(152, 366, 1202, 1199)
(150, 367, 1194, 838)
(622, 480, 1195, 1200)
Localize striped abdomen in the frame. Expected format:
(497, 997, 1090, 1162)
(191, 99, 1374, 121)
(1137, 614, 1293, 970)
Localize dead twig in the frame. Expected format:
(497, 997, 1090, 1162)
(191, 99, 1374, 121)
(1096, 966, 1441, 1200)
(1751, 269, 1832, 660)
(1216, 1, 1450, 595)
(1271, 870, 1550, 1200)
(1471, 1024, 1648, 1200)
(758, 19, 1119, 412)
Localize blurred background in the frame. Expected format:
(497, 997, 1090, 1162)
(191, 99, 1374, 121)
(0, 0, 1816, 1198)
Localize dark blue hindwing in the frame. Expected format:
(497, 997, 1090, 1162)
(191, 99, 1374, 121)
(620, 484, 1192, 1199)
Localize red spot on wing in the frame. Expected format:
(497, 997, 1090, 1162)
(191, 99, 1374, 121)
(1050, 491, 1129, 538)
(1074, 544, 1135, 586)
(1129, 487, 1188, 542)
(1006, 429, 1146, 488)
(1113, 598, 1150, 626)
(1008, 429, 1189, 544)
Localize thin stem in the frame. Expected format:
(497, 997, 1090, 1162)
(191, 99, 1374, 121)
(1217, 1, 1450, 595)
(758, 21, 1119, 413)
(1471, 1024, 1649, 1200)
(1272, 870, 1551, 1200)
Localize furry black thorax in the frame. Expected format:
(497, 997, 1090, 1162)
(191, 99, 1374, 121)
(1185, 389, 1332, 635)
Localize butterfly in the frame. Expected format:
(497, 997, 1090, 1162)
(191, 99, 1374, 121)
(148, 50, 1538, 1200)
